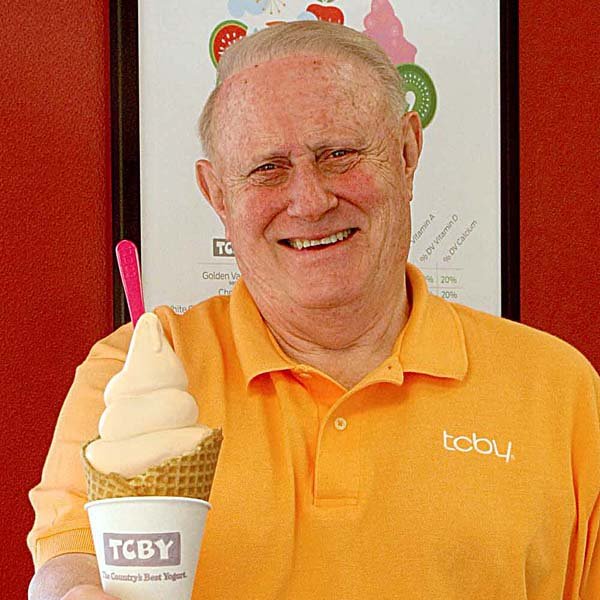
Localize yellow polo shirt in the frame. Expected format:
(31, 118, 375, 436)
(28, 264, 600, 599)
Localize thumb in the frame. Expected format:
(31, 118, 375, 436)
(61, 584, 120, 599)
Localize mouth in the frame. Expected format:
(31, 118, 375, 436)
(279, 228, 358, 250)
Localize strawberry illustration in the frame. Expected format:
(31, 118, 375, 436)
(306, 4, 344, 24)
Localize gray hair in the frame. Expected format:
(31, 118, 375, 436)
(198, 21, 407, 159)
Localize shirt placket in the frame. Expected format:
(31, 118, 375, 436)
(313, 391, 363, 507)
(291, 365, 363, 506)
(291, 361, 406, 507)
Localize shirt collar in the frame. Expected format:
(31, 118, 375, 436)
(230, 280, 294, 386)
(397, 264, 468, 381)
(229, 263, 468, 388)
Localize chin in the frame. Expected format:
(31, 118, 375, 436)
(285, 278, 366, 310)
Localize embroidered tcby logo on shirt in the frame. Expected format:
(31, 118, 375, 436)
(443, 430, 514, 463)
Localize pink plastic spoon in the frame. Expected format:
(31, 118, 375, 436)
(116, 240, 145, 326)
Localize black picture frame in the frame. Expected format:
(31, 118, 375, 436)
(109, 0, 520, 328)
(110, 0, 141, 328)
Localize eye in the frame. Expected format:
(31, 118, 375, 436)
(329, 149, 353, 159)
(253, 163, 277, 173)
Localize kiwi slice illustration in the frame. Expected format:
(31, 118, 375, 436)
(396, 64, 437, 128)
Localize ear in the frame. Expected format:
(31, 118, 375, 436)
(195, 159, 229, 232)
(400, 111, 423, 198)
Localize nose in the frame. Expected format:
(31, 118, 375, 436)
(286, 162, 338, 221)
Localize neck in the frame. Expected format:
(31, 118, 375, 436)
(254, 274, 410, 389)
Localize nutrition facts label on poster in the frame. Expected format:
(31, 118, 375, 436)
(408, 208, 497, 310)
(420, 267, 464, 302)
(138, 0, 502, 316)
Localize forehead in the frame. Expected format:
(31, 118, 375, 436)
(220, 53, 380, 98)
(213, 55, 387, 160)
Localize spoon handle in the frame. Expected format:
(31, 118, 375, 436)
(116, 240, 145, 326)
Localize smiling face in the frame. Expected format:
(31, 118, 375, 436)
(197, 54, 421, 311)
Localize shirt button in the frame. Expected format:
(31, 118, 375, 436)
(294, 365, 312, 379)
(334, 417, 348, 431)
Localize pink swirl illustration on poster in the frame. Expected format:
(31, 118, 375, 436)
(363, 0, 417, 64)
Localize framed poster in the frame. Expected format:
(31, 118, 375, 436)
(110, 0, 519, 327)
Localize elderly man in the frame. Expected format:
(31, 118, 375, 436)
(29, 21, 599, 600)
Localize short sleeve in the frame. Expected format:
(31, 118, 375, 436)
(575, 364, 600, 599)
(580, 492, 600, 599)
(27, 322, 133, 570)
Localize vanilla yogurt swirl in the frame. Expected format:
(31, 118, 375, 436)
(85, 312, 211, 477)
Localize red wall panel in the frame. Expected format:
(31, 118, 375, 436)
(519, 0, 599, 368)
(1, 1, 598, 596)
(1, 2, 113, 595)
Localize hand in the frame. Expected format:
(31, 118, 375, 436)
(28, 553, 113, 600)
(60, 585, 119, 599)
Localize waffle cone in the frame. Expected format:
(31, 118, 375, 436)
(82, 428, 223, 502)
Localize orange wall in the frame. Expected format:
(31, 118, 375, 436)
(2, 1, 598, 594)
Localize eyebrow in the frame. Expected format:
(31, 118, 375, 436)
(311, 138, 367, 154)
(249, 136, 367, 162)
(248, 149, 290, 164)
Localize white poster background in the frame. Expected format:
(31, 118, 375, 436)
(139, 0, 500, 315)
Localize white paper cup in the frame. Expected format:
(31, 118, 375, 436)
(86, 496, 210, 600)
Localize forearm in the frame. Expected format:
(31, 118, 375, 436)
(28, 553, 101, 600)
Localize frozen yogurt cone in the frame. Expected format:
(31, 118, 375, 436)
(83, 429, 222, 600)
(82, 428, 223, 501)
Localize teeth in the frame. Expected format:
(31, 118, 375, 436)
(287, 228, 353, 249)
